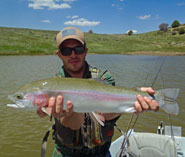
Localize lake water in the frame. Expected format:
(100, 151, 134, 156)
(0, 55, 185, 157)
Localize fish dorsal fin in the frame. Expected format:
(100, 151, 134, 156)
(90, 78, 111, 86)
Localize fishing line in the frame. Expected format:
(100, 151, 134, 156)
(143, 59, 155, 87)
(119, 113, 134, 155)
(144, 56, 166, 87)
(168, 114, 175, 142)
(151, 56, 167, 88)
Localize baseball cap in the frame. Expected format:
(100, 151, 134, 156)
(56, 27, 85, 47)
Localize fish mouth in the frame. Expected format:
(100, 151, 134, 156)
(7, 102, 25, 108)
(7, 104, 21, 108)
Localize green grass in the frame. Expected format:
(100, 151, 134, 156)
(0, 26, 185, 55)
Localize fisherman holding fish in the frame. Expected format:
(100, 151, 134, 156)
(35, 27, 160, 157)
(7, 26, 180, 156)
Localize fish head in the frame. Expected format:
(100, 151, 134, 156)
(8, 79, 51, 109)
(8, 81, 49, 109)
(8, 90, 49, 109)
(8, 92, 33, 108)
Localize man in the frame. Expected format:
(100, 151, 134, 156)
(38, 27, 159, 157)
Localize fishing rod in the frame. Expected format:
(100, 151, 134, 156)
(119, 56, 167, 157)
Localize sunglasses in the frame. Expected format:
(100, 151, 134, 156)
(59, 45, 86, 56)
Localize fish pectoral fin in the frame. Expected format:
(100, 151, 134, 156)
(89, 111, 105, 126)
(41, 107, 52, 116)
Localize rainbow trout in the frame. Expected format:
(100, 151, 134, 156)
(8, 77, 179, 115)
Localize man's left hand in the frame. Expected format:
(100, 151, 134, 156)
(135, 87, 159, 113)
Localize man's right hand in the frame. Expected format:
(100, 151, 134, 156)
(37, 95, 73, 118)
(51, 95, 74, 118)
(37, 95, 84, 130)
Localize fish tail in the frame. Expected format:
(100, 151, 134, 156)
(156, 88, 180, 115)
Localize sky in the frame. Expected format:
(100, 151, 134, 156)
(0, 0, 185, 34)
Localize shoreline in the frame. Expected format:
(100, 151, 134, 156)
(0, 51, 185, 56)
(121, 51, 185, 56)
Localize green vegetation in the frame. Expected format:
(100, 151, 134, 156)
(178, 28, 185, 35)
(171, 20, 180, 28)
(127, 30, 133, 36)
(0, 26, 185, 56)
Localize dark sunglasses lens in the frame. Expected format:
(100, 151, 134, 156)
(75, 46, 85, 54)
(60, 47, 72, 56)
(60, 46, 85, 56)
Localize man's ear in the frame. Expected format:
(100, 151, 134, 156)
(56, 50, 63, 59)
(56, 50, 60, 57)
(85, 47, 88, 54)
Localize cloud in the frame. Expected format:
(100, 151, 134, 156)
(176, 2, 185, 6)
(137, 14, 151, 20)
(41, 20, 51, 23)
(126, 30, 137, 34)
(64, 18, 100, 26)
(28, 0, 71, 10)
(132, 30, 137, 33)
(67, 15, 79, 19)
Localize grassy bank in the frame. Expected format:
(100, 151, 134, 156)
(0, 26, 185, 55)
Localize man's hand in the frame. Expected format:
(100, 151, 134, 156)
(135, 87, 159, 113)
(37, 95, 84, 130)
(50, 95, 74, 118)
(37, 95, 73, 118)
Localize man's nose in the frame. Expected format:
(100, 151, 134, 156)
(70, 50, 76, 57)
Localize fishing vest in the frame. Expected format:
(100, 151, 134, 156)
(53, 64, 117, 152)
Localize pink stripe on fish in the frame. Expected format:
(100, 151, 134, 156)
(61, 90, 135, 102)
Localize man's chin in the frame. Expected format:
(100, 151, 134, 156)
(69, 66, 84, 74)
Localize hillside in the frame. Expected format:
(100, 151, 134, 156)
(0, 26, 185, 55)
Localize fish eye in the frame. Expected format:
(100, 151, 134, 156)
(16, 94, 23, 99)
